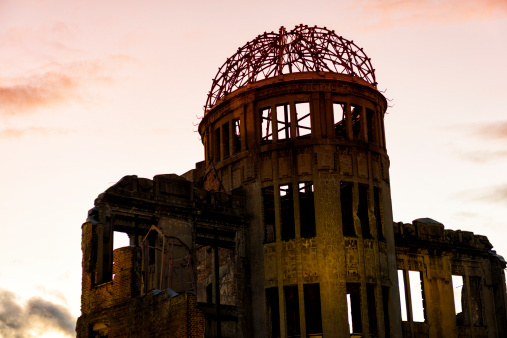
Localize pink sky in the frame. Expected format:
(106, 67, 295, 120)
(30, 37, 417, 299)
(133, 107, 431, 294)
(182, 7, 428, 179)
(1, 0, 506, 336)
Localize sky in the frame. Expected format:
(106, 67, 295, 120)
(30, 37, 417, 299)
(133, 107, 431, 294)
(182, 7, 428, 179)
(0, 0, 506, 336)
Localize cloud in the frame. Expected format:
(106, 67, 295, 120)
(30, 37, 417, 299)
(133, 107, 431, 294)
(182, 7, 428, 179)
(0, 56, 134, 116)
(0, 72, 79, 115)
(474, 121, 507, 140)
(456, 184, 507, 205)
(357, 0, 507, 29)
(0, 127, 72, 139)
(455, 149, 507, 163)
(0, 288, 75, 337)
(449, 121, 507, 162)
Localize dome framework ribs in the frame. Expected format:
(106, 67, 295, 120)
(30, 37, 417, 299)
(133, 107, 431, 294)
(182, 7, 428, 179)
(205, 24, 377, 112)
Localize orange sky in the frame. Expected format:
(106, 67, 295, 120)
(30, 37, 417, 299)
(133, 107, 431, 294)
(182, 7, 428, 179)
(1, 0, 506, 336)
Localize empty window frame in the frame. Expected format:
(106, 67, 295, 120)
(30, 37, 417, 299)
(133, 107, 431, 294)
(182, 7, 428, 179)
(113, 231, 130, 250)
(341, 182, 355, 236)
(351, 104, 362, 139)
(277, 103, 291, 141)
(452, 275, 466, 325)
(284, 285, 300, 337)
(295, 102, 311, 138)
(304, 283, 323, 335)
(280, 184, 295, 241)
(214, 127, 221, 162)
(398, 270, 427, 322)
(366, 108, 376, 144)
(90, 323, 109, 338)
(206, 283, 213, 304)
(358, 184, 371, 238)
(222, 122, 230, 159)
(367, 284, 378, 336)
(333, 102, 347, 138)
(261, 107, 273, 142)
(233, 119, 241, 153)
(374, 187, 385, 240)
(382, 286, 390, 337)
(347, 283, 362, 334)
(398, 270, 408, 321)
(452, 276, 484, 327)
(409, 271, 426, 322)
(299, 182, 316, 238)
(263, 187, 276, 243)
(266, 287, 280, 338)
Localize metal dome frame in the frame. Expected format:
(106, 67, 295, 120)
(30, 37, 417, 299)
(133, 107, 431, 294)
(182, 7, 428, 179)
(205, 24, 377, 112)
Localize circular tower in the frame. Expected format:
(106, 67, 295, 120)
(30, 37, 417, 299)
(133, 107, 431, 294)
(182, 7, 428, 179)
(198, 25, 401, 337)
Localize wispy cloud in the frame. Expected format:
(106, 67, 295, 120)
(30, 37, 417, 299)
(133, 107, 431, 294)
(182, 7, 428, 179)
(449, 120, 507, 162)
(455, 149, 507, 163)
(357, 0, 507, 29)
(456, 184, 507, 205)
(0, 71, 79, 115)
(474, 121, 507, 140)
(0, 288, 75, 337)
(0, 127, 72, 139)
(0, 55, 134, 116)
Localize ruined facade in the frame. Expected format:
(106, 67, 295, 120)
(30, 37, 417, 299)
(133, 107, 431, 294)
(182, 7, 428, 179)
(77, 26, 507, 337)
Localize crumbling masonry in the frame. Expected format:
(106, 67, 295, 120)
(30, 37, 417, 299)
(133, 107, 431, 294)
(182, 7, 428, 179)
(77, 25, 507, 337)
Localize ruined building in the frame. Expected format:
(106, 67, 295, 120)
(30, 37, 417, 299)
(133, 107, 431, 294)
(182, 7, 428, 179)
(77, 25, 507, 337)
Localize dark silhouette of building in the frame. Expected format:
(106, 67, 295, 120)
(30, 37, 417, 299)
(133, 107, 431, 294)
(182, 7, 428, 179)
(77, 25, 507, 338)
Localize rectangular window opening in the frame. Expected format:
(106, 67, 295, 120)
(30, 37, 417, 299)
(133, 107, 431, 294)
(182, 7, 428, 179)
(233, 119, 241, 153)
(333, 102, 346, 138)
(304, 283, 322, 335)
(214, 128, 221, 162)
(295, 102, 311, 138)
(341, 182, 355, 236)
(263, 187, 276, 243)
(374, 187, 385, 241)
(261, 107, 273, 142)
(367, 284, 378, 336)
(299, 182, 316, 238)
(276, 104, 290, 141)
(266, 287, 280, 338)
(409, 270, 426, 322)
(222, 122, 230, 159)
(284, 285, 300, 337)
(113, 231, 130, 250)
(358, 184, 371, 238)
(351, 104, 361, 139)
(280, 184, 295, 241)
(382, 286, 390, 337)
(206, 283, 213, 304)
(347, 283, 362, 334)
(398, 270, 408, 321)
(452, 275, 466, 325)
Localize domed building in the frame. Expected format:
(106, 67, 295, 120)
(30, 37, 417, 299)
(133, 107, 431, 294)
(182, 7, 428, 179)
(77, 25, 507, 338)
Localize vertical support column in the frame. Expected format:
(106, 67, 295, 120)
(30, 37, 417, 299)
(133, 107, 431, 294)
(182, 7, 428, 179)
(361, 106, 368, 142)
(298, 283, 306, 338)
(289, 101, 297, 140)
(272, 104, 278, 143)
(214, 232, 221, 338)
(324, 92, 333, 139)
(241, 104, 247, 151)
(345, 102, 352, 140)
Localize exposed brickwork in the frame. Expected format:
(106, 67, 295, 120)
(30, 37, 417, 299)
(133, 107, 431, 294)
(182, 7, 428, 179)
(77, 292, 204, 337)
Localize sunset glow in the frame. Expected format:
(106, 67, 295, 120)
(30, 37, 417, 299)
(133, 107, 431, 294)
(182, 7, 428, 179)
(1, 0, 506, 336)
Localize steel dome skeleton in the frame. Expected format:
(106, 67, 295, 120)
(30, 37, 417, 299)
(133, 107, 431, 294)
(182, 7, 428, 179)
(205, 25, 377, 112)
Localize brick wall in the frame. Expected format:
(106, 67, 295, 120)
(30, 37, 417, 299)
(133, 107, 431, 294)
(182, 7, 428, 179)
(77, 292, 205, 337)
